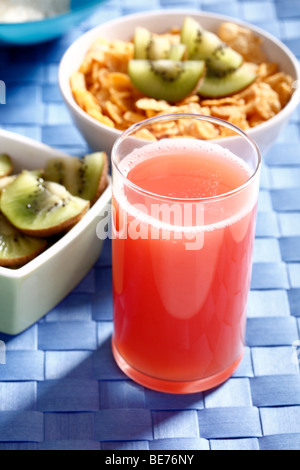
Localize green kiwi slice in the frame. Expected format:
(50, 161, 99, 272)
(169, 43, 187, 61)
(0, 213, 47, 268)
(181, 16, 243, 75)
(128, 59, 205, 102)
(45, 152, 109, 205)
(198, 63, 258, 97)
(0, 171, 90, 237)
(134, 26, 152, 59)
(0, 175, 16, 193)
(134, 26, 171, 60)
(0, 169, 45, 194)
(0, 154, 13, 178)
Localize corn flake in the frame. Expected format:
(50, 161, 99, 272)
(136, 98, 170, 112)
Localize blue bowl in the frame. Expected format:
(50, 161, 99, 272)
(0, 0, 105, 45)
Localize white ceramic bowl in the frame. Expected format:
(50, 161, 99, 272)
(0, 129, 111, 335)
(59, 9, 300, 156)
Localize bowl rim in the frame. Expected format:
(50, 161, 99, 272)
(0, 128, 112, 280)
(59, 8, 300, 142)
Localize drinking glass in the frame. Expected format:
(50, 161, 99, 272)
(111, 113, 261, 394)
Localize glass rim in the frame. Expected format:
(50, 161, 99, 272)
(111, 113, 262, 203)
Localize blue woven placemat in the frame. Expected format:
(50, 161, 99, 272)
(0, 0, 300, 451)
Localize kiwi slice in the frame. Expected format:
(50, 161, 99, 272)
(147, 36, 171, 60)
(134, 26, 152, 59)
(0, 154, 13, 178)
(45, 152, 108, 205)
(169, 43, 187, 61)
(181, 16, 243, 75)
(0, 169, 44, 193)
(128, 59, 205, 102)
(134, 26, 171, 60)
(0, 171, 90, 238)
(0, 175, 16, 193)
(0, 213, 47, 268)
(198, 63, 258, 98)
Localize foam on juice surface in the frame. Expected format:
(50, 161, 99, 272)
(114, 138, 256, 233)
(119, 138, 250, 179)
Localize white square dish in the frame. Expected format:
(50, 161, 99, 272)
(0, 128, 111, 335)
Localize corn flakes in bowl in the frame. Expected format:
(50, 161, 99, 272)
(59, 10, 300, 156)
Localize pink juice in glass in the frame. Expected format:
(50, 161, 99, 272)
(112, 136, 259, 393)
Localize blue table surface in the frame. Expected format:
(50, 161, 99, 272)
(0, 0, 300, 451)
